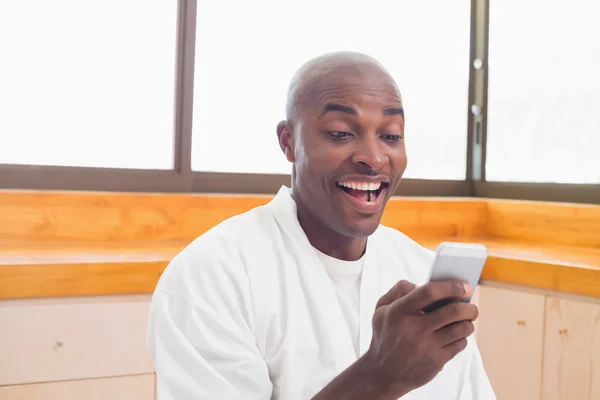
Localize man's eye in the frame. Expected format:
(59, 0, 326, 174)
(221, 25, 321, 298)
(328, 131, 353, 140)
(381, 134, 404, 142)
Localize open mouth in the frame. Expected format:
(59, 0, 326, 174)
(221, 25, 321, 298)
(336, 181, 389, 204)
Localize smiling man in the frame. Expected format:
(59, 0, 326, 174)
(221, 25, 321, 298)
(147, 52, 496, 399)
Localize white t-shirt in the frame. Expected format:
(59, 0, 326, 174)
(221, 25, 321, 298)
(314, 247, 364, 358)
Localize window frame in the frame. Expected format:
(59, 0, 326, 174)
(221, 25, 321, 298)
(470, 0, 600, 204)
(1, 0, 598, 205)
(0, 0, 194, 194)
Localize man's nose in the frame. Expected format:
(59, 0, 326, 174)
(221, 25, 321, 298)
(351, 136, 389, 171)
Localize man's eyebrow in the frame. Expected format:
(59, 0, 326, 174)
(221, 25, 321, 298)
(319, 103, 357, 117)
(383, 107, 404, 117)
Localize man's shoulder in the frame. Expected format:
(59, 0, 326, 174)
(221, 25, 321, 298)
(186, 201, 278, 254)
(155, 204, 277, 296)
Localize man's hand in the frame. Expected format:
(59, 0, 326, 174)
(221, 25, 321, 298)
(363, 279, 478, 398)
(311, 279, 477, 400)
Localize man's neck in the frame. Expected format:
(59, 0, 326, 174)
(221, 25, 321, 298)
(294, 204, 367, 262)
(310, 233, 367, 262)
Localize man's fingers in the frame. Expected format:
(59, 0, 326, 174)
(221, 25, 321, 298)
(434, 320, 475, 347)
(393, 280, 472, 314)
(376, 280, 416, 309)
(424, 302, 479, 331)
(441, 337, 470, 361)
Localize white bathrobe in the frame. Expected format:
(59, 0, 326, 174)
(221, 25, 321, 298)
(147, 186, 496, 399)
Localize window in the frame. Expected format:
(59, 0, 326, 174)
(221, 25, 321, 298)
(191, 0, 471, 180)
(0, 1, 178, 169)
(486, 0, 600, 184)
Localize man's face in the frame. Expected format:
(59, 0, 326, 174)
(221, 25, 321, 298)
(280, 67, 407, 238)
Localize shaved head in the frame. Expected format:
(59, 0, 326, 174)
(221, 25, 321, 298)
(285, 51, 403, 124)
(276, 51, 407, 261)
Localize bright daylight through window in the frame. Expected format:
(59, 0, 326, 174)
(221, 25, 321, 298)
(191, 0, 471, 180)
(486, 0, 600, 184)
(0, 1, 178, 169)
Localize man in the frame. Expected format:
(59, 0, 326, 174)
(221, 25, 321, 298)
(147, 51, 496, 399)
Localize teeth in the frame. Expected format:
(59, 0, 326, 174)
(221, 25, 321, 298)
(337, 181, 382, 191)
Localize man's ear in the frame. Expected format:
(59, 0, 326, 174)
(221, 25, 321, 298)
(276, 120, 295, 163)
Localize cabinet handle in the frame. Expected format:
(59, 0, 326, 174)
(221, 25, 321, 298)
(516, 320, 526, 326)
(558, 329, 568, 335)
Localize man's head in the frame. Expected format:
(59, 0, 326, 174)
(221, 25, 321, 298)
(277, 51, 407, 243)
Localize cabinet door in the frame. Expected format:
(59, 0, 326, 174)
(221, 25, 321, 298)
(542, 296, 600, 400)
(0, 295, 154, 385)
(0, 374, 155, 400)
(476, 286, 546, 400)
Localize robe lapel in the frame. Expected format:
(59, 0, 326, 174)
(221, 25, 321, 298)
(269, 187, 357, 371)
(358, 231, 383, 356)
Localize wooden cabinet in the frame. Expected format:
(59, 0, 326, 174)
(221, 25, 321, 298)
(542, 297, 600, 400)
(0, 374, 155, 400)
(0, 295, 153, 386)
(476, 285, 600, 400)
(476, 286, 546, 400)
(0, 295, 154, 399)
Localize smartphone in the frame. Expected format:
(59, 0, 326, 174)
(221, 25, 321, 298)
(422, 242, 489, 313)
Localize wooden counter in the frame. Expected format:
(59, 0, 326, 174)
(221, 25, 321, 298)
(0, 190, 598, 299)
(0, 190, 599, 400)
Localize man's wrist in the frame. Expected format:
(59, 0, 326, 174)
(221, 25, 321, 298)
(358, 351, 412, 400)
(311, 350, 413, 400)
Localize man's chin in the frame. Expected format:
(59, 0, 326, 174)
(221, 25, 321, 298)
(340, 213, 384, 238)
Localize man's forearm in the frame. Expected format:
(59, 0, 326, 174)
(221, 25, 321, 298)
(311, 353, 409, 400)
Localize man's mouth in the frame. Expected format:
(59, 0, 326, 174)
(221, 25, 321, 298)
(335, 181, 389, 204)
